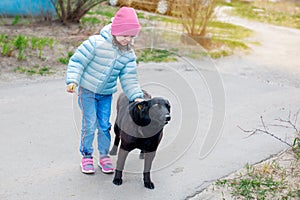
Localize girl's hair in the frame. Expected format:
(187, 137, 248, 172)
(112, 36, 134, 52)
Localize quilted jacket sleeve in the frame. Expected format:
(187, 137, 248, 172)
(65, 36, 96, 85)
(119, 60, 144, 101)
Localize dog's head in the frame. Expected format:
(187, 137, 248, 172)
(129, 97, 171, 127)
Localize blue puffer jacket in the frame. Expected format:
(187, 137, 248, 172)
(66, 24, 143, 101)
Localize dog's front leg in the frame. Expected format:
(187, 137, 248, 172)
(113, 148, 129, 186)
(143, 151, 156, 189)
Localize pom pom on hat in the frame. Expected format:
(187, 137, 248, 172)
(111, 7, 140, 36)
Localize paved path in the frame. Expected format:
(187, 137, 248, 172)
(1, 10, 300, 200)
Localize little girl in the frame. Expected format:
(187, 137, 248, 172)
(66, 7, 144, 174)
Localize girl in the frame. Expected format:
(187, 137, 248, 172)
(66, 7, 144, 174)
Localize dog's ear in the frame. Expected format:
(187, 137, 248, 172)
(129, 100, 151, 126)
(129, 100, 149, 116)
(136, 100, 149, 111)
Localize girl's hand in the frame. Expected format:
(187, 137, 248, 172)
(134, 98, 144, 102)
(67, 83, 77, 93)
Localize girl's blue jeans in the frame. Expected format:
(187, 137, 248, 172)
(78, 87, 112, 158)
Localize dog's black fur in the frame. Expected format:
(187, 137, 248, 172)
(110, 90, 171, 189)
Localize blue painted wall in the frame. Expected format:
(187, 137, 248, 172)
(0, 0, 56, 17)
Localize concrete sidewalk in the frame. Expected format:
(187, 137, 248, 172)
(0, 60, 299, 200)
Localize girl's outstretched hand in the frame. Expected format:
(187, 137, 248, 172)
(67, 83, 77, 93)
(134, 98, 144, 102)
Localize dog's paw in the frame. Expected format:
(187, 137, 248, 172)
(144, 181, 155, 189)
(113, 178, 123, 186)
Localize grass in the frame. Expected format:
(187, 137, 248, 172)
(136, 48, 178, 63)
(215, 159, 300, 199)
(84, 5, 118, 26)
(209, 21, 252, 39)
(206, 0, 300, 58)
(14, 35, 29, 60)
(206, 20, 255, 58)
(0, 34, 55, 60)
(0, 33, 57, 77)
(12, 16, 21, 25)
(58, 51, 74, 65)
(81, 17, 101, 26)
(292, 137, 300, 159)
(14, 65, 52, 76)
(218, 0, 300, 29)
(89, 5, 118, 19)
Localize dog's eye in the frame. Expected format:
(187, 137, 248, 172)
(166, 103, 170, 110)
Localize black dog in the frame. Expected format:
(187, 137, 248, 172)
(110, 90, 171, 189)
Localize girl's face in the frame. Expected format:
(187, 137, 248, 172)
(115, 35, 133, 46)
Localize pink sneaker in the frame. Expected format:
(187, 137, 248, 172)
(80, 157, 95, 174)
(98, 156, 114, 174)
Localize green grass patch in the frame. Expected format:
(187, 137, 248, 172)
(12, 16, 21, 25)
(0, 34, 55, 60)
(14, 35, 29, 60)
(208, 21, 252, 39)
(213, 37, 249, 49)
(208, 50, 231, 59)
(14, 65, 52, 76)
(136, 48, 177, 63)
(58, 51, 73, 64)
(215, 162, 298, 199)
(37, 67, 51, 75)
(81, 17, 101, 26)
(91, 5, 118, 19)
(293, 137, 300, 159)
(220, 0, 300, 29)
(83, 5, 117, 26)
(205, 21, 254, 58)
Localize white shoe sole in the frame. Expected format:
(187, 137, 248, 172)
(80, 163, 95, 174)
(97, 162, 114, 174)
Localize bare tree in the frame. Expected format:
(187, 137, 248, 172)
(178, 0, 216, 47)
(238, 110, 300, 158)
(51, 0, 106, 24)
(180, 0, 216, 37)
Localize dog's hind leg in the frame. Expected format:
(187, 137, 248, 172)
(113, 148, 129, 186)
(143, 151, 156, 189)
(139, 150, 145, 159)
(110, 124, 120, 155)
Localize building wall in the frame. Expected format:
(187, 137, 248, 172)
(0, 0, 56, 17)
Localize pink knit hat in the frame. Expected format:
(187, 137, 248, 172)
(111, 7, 140, 36)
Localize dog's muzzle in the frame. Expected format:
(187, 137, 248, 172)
(165, 114, 171, 124)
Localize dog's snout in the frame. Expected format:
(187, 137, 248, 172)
(165, 115, 171, 121)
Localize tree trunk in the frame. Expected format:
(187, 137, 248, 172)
(52, 0, 106, 24)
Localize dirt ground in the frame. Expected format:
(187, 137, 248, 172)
(0, 21, 100, 85)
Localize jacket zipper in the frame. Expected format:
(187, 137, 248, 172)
(97, 49, 118, 94)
